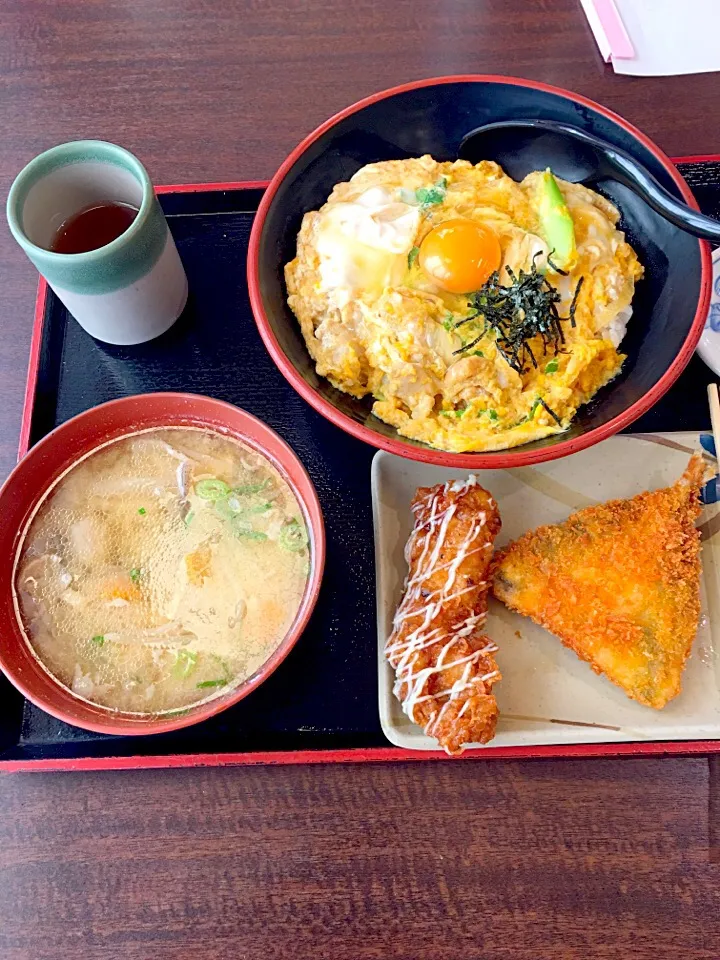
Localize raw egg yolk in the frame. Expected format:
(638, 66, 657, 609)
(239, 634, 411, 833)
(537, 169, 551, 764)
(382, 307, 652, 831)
(418, 218, 502, 294)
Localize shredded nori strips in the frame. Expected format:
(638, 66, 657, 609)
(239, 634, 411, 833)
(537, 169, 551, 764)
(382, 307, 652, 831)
(567, 275, 584, 329)
(453, 255, 585, 374)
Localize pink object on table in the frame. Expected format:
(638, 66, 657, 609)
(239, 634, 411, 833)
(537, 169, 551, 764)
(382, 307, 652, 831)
(580, 0, 635, 62)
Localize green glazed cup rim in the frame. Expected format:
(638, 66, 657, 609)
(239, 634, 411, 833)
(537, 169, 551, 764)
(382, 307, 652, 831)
(6, 139, 154, 265)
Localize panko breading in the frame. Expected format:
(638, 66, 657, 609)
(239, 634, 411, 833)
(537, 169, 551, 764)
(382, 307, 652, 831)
(492, 455, 705, 709)
(286, 156, 643, 453)
(385, 477, 501, 755)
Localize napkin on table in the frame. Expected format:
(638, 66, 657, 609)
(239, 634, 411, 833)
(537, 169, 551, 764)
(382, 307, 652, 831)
(581, 0, 720, 76)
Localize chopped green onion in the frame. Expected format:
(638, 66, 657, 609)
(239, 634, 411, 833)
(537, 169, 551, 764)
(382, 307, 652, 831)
(545, 359, 559, 374)
(416, 177, 448, 209)
(232, 479, 270, 496)
(407, 246, 420, 268)
(223, 498, 271, 517)
(229, 493, 272, 514)
(138, 507, 146, 516)
(229, 515, 268, 541)
(214, 498, 236, 521)
(247, 502, 272, 514)
(91, 635, 105, 647)
(470, 350, 484, 357)
(129, 568, 141, 584)
(214, 656, 232, 679)
(230, 514, 251, 534)
(195, 478, 230, 501)
(488, 409, 499, 421)
(398, 187, 418, 205)
(196, 678, 227, 689)
(218, 499, 269, 522)
(184, 510, 195, 527)
(174, 649, 198, 679)
(279, 518, 308, 552)
(441, 314, 454, 332)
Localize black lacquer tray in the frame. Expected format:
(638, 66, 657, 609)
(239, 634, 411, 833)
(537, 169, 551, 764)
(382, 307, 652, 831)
(1, 163, 719, 771)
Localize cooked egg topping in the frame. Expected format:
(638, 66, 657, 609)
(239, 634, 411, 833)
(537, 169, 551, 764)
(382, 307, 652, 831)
(419, 218, 502, 293)
(285, 156, 643, 453)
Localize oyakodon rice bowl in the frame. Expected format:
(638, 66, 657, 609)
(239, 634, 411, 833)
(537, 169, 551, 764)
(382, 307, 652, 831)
(285, 156, 643, 453)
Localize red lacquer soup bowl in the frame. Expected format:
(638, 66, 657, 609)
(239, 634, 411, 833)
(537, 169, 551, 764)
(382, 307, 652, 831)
(0, 393, 325, 736)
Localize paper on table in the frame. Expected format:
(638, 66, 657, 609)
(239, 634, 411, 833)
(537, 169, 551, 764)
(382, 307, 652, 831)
(579, 0, 634, 62)
(590, 0, 720, 76)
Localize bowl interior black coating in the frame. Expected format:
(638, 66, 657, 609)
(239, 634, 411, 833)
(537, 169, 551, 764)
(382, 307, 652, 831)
(256, 80, 704, 457)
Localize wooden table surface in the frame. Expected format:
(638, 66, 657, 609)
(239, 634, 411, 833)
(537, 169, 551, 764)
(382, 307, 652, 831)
(2, 2, 720, 957)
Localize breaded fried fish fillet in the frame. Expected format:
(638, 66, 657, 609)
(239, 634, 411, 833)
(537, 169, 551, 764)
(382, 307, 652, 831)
(385, 476, 502, 755)
(492, 454, 705, 709)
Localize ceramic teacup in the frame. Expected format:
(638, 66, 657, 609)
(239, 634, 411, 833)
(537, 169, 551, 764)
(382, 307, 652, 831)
(6, 140, 188, 346)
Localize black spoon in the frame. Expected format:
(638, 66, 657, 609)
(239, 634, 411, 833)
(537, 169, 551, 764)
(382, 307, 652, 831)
(458, 119, 720, 243)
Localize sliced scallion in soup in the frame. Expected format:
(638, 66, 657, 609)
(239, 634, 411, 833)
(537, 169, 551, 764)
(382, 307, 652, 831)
(14, 427, 310, 715)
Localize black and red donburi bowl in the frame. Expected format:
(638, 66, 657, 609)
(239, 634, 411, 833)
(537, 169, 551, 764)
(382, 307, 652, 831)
(248, 75, 712, 469)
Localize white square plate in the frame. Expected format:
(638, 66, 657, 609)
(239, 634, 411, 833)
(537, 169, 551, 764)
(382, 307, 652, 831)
(372, 433, 720, 751)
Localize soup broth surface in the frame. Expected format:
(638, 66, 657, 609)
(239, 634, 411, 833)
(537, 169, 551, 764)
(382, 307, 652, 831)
(14, 427, 310, 714)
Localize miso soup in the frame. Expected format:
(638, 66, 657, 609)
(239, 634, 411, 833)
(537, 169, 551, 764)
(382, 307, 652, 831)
(13, 427, 310, 714)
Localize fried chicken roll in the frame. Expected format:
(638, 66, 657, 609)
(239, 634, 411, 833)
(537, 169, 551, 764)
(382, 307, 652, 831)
(385, 476, 502, 755)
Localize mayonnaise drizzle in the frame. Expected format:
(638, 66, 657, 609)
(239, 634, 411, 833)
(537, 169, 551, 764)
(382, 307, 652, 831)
(385, 476, 499, 747)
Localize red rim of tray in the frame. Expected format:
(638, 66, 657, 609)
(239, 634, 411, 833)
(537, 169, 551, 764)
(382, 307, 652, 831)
(4, 160, 719, 771)
(2, 391, 325, 737)
(247, 74, 713, 470)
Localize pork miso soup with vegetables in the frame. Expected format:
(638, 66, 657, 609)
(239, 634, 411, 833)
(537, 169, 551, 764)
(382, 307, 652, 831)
(13, 428, 310, 714)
